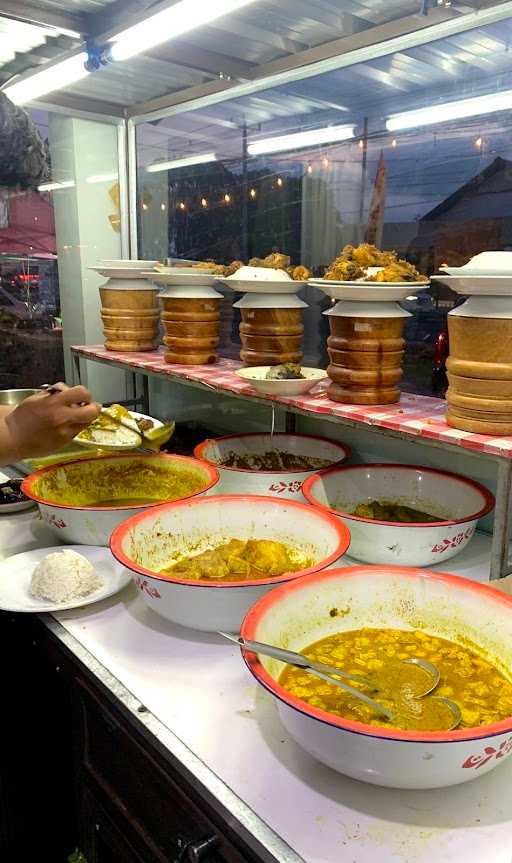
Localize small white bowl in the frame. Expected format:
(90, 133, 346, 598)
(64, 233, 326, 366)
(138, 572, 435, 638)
(110, 494, 350, 631)
(241, 565, 512, 789)
(22, 454, 219, 546)
(303, 463, 494, 567)
(194, 433, 350, 501)
(236, 367, 327, 396)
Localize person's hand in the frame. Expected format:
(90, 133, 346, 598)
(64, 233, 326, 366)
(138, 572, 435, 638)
(3, 383, 101, 459)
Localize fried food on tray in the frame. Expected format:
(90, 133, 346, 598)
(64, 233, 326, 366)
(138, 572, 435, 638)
(366, 259, 426, 283)
(325, 258, 365, 281)
(287, 264, 310, 281)
(324, 243, 427, 283)
(224, 260, 244, 276)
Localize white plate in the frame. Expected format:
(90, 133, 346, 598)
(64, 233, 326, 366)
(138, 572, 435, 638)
(100, 260, 159, 269)
(309, 279, 429, 302)
(74, 411, 163, 450)
(220, 278, 306, 293)
(157, 285, 223, 299)
(147, 271, 219, 287)
(434, 275, 512, 295)
(236, 367, 327, 396)
(0, 546, 131, 612)
(440, 251, 512, 276)
(89, 266, 156, 280)
(233, 292, 307, 309)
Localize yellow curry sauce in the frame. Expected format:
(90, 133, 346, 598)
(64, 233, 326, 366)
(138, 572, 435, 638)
(279, 628, 512, 731)
(36, 460, 207, 508)
(349, 500, 441, 523)
(161, 539, 311, 582)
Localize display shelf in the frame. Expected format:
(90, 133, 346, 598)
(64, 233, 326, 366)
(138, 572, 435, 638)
(71, 345, 512, 459)
(2, 512, 510, 863)
(70, 345, 512, 581)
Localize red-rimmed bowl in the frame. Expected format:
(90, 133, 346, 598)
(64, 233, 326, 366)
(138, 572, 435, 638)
(241, 565, 512, 789)
(110, 494, 350, 631)
(302, 463, 494, 566)
(22, 453, 219, 546)
(194, 433, 350, 501)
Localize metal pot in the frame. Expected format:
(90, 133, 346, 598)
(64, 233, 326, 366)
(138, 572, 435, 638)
(0, 389, 39, 406)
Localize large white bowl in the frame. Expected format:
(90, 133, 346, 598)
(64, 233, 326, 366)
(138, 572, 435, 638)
(194, 433, 350, 501)
(303, 463, 494, 566)
(241, 565, 512, 789)
(236, 367, 327, 396)
(110, 494, 350, 631)
(22, 453, 219, 546)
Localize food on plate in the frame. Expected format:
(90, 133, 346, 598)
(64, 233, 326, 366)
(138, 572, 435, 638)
(220, 450, 332, 471)
(280, 627, 512, 731)
(190, 260, 244, 276)
(0, 478, 28, 505)
(161, 538, 310, 582)
(348, 500, 442, 523)
(30, 549, 104, 603)
(265, 363, 305, 380)
(76, 404, 141, 446)
(324, 243, 427, 283)
(32, 458, 208, 508)
(366, 259, 424, 283)
(135, 417, 155, 433)
(248, 252, 310, 280)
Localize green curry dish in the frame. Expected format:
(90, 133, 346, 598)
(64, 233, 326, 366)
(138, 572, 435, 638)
(351, 500, 441, 523)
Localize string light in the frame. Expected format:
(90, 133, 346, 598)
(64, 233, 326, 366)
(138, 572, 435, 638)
(201, 197, 208, 207)
(160, 202, 166, 211)
(322, 157, 329, 167)
(475, 136, 483, 149)
(391, 138, 397, 148)
(250, 188, 256, 199)
(358, 140, 364, 149)
(142, 202, 148, 211)
(179, 201, 186, 210)
(224, 193, 231, 203)
(307, 164, 313, 174)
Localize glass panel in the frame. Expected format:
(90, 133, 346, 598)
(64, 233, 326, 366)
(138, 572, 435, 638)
(135, 16, 512, 394)
(0, 108, 124, 399)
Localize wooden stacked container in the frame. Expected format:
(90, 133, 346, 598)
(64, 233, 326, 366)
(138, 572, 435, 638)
(446, 301, 512, 434)
(326, 311, 406, 405)
(99, 282, 160, 352)
(239, 307, 304, 366)
(161, 295, 221, 365)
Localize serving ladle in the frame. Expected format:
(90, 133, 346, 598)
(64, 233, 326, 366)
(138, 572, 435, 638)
(220, 633, 462, 731)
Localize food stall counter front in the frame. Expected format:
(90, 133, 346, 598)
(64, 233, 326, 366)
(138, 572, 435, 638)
(2, 508, 512, 863)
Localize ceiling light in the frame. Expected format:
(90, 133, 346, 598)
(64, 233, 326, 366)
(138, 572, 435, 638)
(391, 138, 397, 148)
(3, 53, 89, 106)
(475, 136, 483, 148)
(250, 188, 256, 198)
(386, 90, 512, 131)
(86, 172, 119, 184)
(110, 0, 259, 63)
(146, 153, 217, 173)
(276, 177, 283, 187)
(179, 202, 186, 210)
(160, 202, 167, 210)
(224, 193, 231, 203)
(247, 124, 355, 156)
(201, 197, 208, 207)
(307, 164, 313, 174)
(37, 180, 75, 192)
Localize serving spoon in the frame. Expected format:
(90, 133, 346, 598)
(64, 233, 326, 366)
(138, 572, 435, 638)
(220, 633, 462, 731)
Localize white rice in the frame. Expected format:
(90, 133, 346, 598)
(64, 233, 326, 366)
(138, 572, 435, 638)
(30, 549, 104, 603)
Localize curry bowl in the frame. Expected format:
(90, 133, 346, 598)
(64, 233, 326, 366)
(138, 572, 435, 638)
(194, 433, 350, 501)
(22, 453, 219, 546)
(110, 494, 350, 631)
(241, 565, 512, 789)
(302, 464, 494, 566)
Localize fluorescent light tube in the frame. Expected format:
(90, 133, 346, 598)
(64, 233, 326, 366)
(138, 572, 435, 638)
(86, 172, 119, 184)
(37, 180, 75, 192)
(386, 90, 512, 131)
(110, 0, 259, 62)
(146, 153, 217, 173)
(3, 53, 89, 106)
(247, 125, 355, 156)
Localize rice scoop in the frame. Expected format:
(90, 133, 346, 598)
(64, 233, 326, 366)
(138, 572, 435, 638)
(30, 550, 104, 603)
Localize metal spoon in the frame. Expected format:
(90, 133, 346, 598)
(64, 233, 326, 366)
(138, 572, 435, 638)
(221, 633, 462, 730)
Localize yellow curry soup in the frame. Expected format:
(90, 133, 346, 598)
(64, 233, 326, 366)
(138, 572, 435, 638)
(279, 628, 512, 731)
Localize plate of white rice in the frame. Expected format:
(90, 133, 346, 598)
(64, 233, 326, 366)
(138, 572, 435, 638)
(0, 546, 131, 612)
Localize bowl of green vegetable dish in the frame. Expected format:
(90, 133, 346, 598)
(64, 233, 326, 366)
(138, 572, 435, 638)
(302, 463, 494, 567)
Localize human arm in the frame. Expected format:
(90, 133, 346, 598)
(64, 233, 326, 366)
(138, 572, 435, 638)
(0, 385, 100, 466)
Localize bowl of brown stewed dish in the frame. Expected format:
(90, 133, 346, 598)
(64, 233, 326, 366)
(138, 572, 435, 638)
(302, 463, 494, 566)
(194, 433, 350, 501)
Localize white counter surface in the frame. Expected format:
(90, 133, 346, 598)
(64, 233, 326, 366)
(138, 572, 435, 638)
(1, 509, 512, 863)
